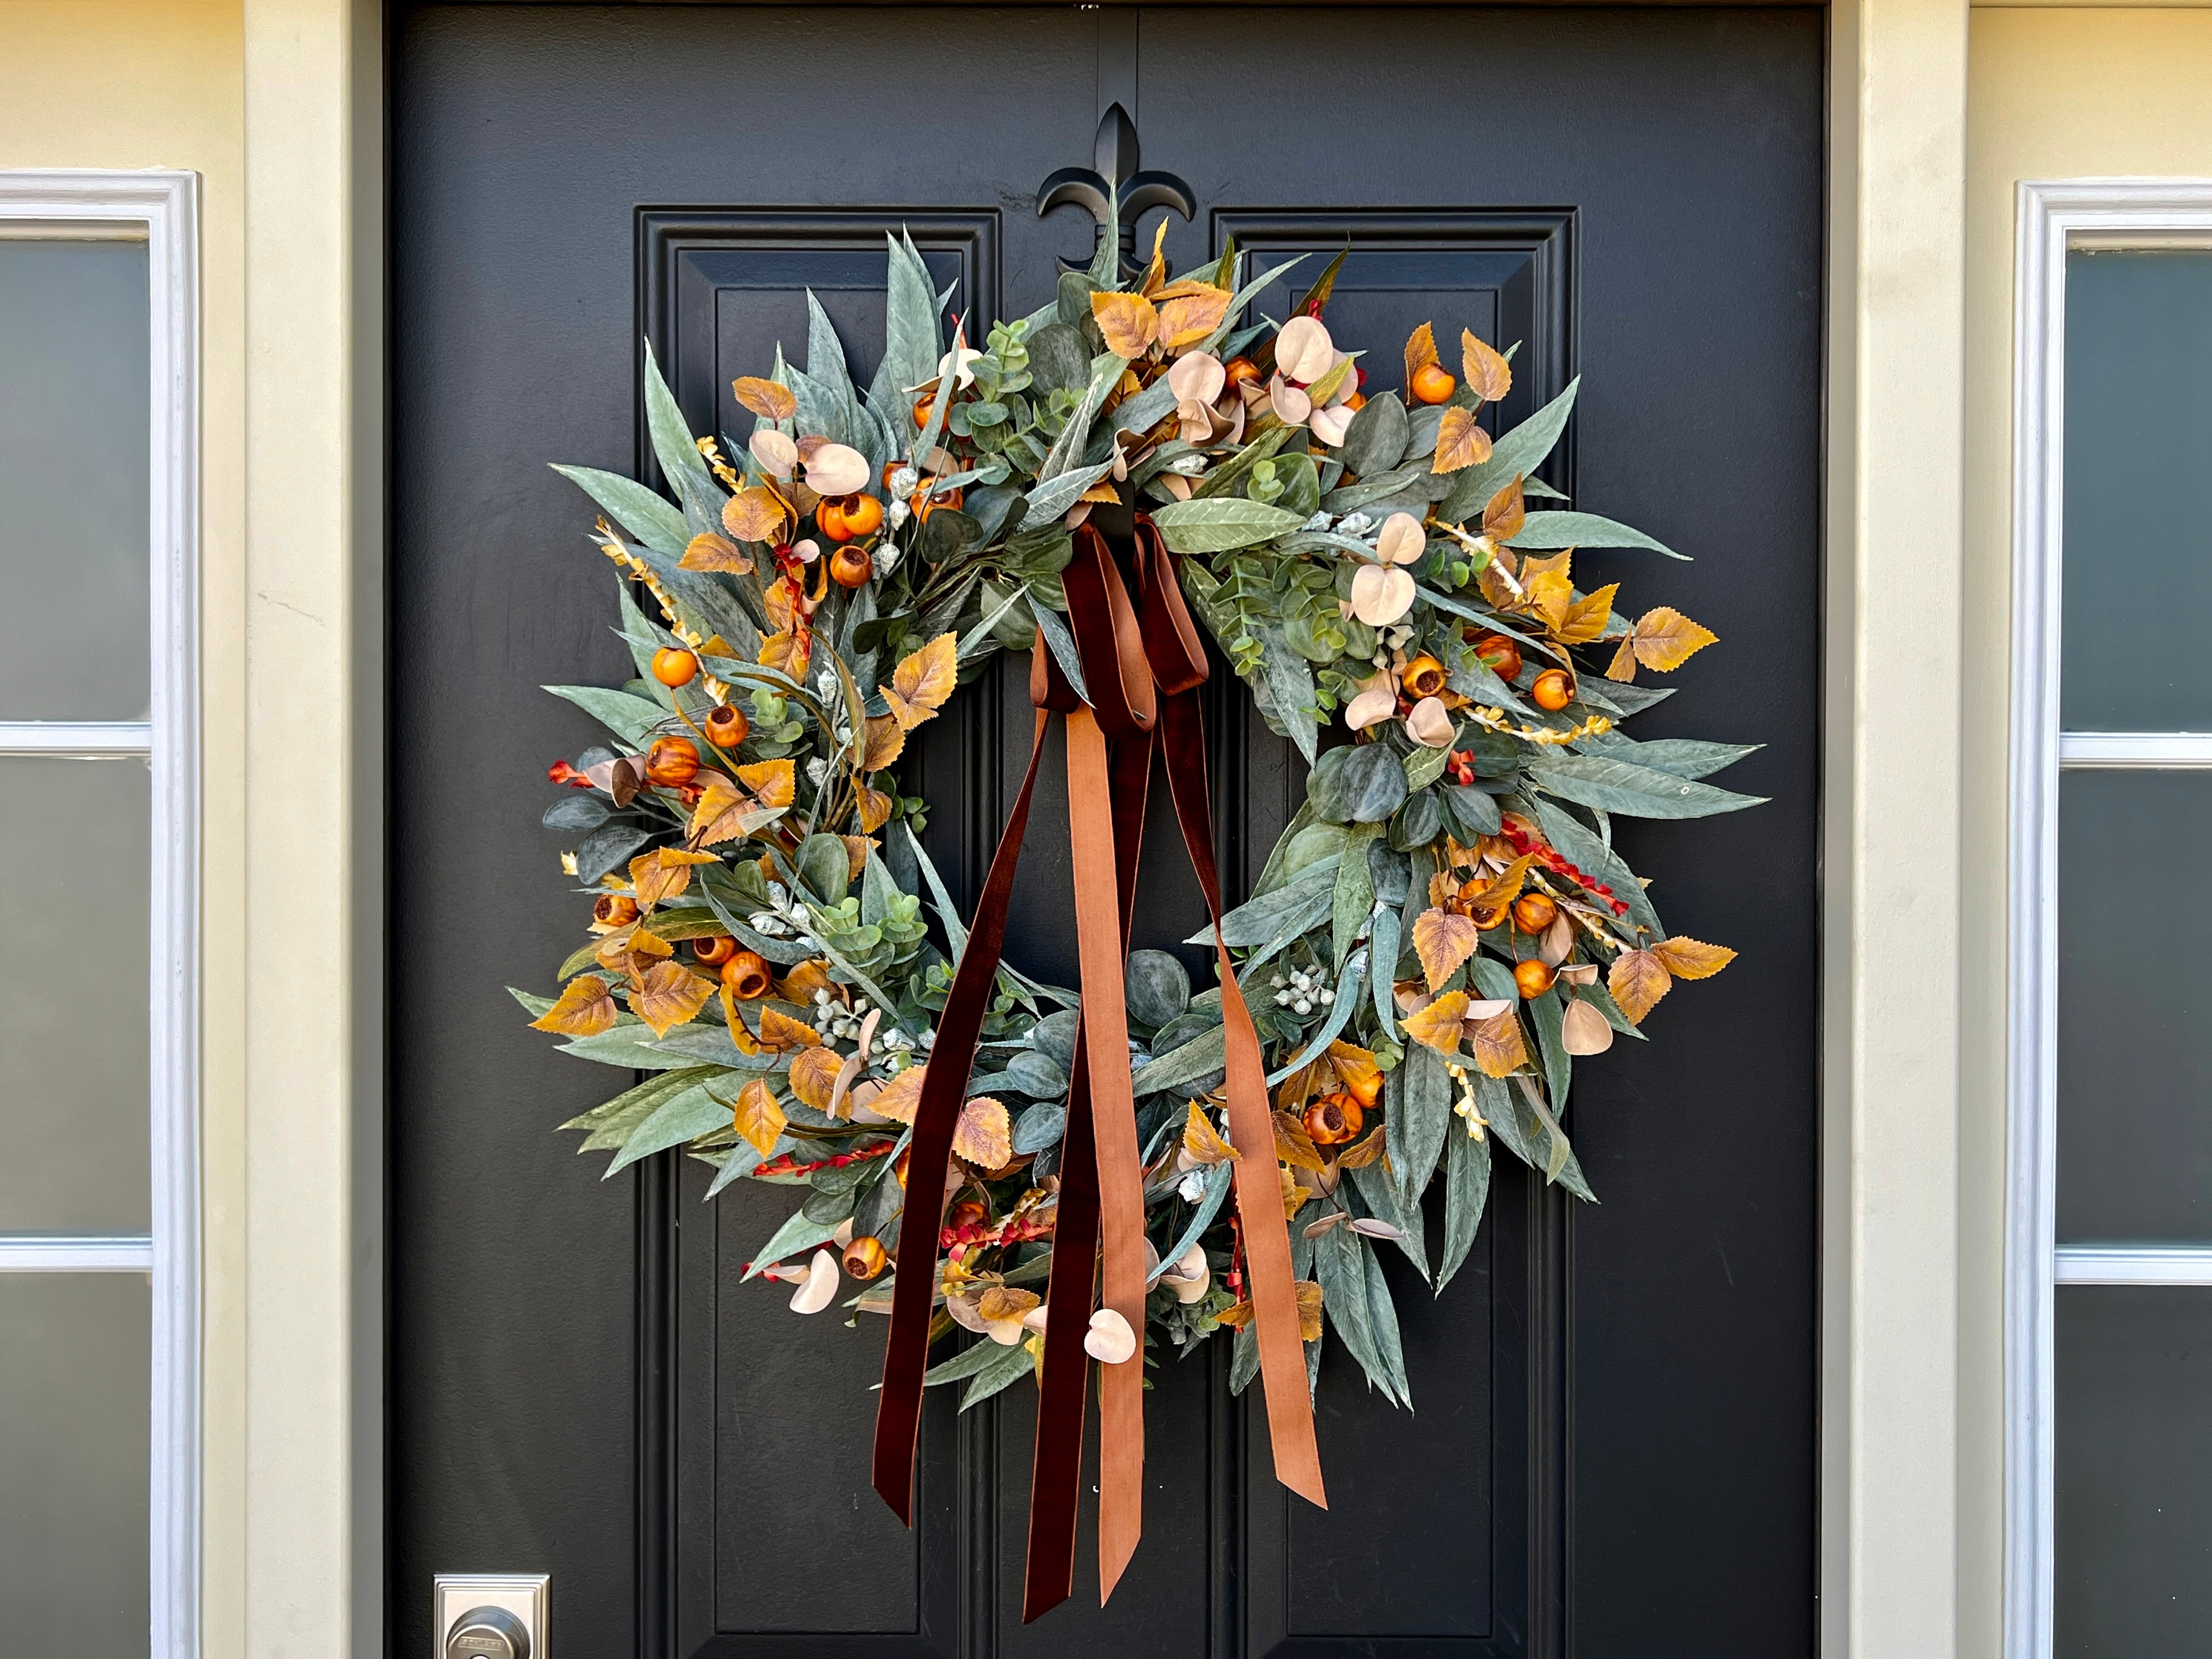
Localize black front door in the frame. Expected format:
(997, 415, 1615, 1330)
(391, 6, 1823, 1655)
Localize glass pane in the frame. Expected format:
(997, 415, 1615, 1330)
(0, 757, 149, 1233)
(2056, 1285, 2212, 1654)
(2058, 771, 2212, 1242)
(0, 1273, 149, 1655)
(0, 239, 150, 721)
(2061, 248, 2212, 732)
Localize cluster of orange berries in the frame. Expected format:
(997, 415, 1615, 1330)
(1302, 1060, 1384, 1149)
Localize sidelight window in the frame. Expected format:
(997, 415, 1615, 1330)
(2010, 182, 2212, 1659)
(0, 173, 200, 1659)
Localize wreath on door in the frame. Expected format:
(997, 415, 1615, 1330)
(514, 222, 1759, 1612)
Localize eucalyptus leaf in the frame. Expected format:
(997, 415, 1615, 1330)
(1148, 498, 1308, 555)
(1527, 753, 1765, 821)
(1126, 949, 1192, 1028)
(549, 462, 689, 558)
(1013, 1102, 1067, 1154)
(605, 1081, 732, 1175)
(1004, 1048, 1069, 1099)
(574, 821, 652, 884)
(1436, 1126, 1491, 1295)
(1335, 393, 1409, 480)
(797, 833, 853, 903)
(542, 794, 613, 833)
(1508, 510, 1684, 560)
(1255, 626, 1319, 766)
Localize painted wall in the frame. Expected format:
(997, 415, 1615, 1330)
(0, 5, 247, 1656)
(1963, 8, 2212, 1655)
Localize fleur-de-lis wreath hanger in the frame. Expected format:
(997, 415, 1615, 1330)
(1036, 103, 1198, 278)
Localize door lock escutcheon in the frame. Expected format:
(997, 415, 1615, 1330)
(434, 1574, 547, 1659)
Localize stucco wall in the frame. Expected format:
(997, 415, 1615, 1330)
(1963, 9, 2212, 1655)
(0, 5, 246, 1655)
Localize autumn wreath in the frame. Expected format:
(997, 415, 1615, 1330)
(515, 221, 1758, 1609)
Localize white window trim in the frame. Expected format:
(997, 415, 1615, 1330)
(0, 170, 200, 1659)
(2007, 177, 2212, 1659)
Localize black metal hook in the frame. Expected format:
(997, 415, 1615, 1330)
(1036, 103, 1197, 279)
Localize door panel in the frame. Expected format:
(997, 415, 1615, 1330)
(392, 7, 1821, 1656)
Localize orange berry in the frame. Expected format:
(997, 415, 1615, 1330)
(1222, 357, 1261, 393)
(1530, 669, 1574, 712)
(594, 894, 638, 928)
(651, 646, 698, 687)
(1302, 1092, 1364, 1147)
(690, 934, 737, 967)
(828, 545, 872, 589)
(1410, 363, 1457, 404)
(720, 950, 772, 1000)
(1513, 959, 1556, 999)
(843, 1236, 888, 1280)
(704, 703, 749, 748)
(1402, 654, 1447, 699)
(839, 493, 883, 538)
(645, 735, 699, 787)
(1511, 893, 1559, 934)
(1469, 631, 1522, 683)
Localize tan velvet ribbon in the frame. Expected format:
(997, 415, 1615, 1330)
(872, 515, 1324, 1621)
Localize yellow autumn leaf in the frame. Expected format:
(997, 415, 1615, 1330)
(731, 376, 797, 422)
(1524, 569, 1572, 632)
(838, 836, 876, 883)
(1325, 1041, 1382, 1103)
(1090, 290, 1161, 358)
(680, 532, 754, 574)
(529, 974, 618, 1037)
(1295, 1279, 1325, 1342)
(1556, 582, 1618, 646)
(1182, 1099, 1240, 1166)
(759, 629, 809, 677)
(1608, 949, 1673, 1024)
(1410, 906, 1481, 991)
(1137, 218, 1171, 296)
(1650, 937, 1737, 980)
(719, 984, 764, 1055)
(1403, 990, 1472, 1057)
(629, 960, 715, 1038)
(1403, 321, 1439, 394)
(953, 1096, 1013, 1168)
(1605, 634, 1640, 683)
(776, 958, 834, 1005)
(1460, 329, 1514, 404)
(735, 758, 795, 809)
(731, 1077, 787, 1158)
(757, 1006, 821, 1051)
(787, 1044, 847, 1111)
(861, 714, 906, 772)
(1280, 1165, 1311, 1220)
(721, 485, 788, 544)
(629, 847, 718, 911)
(1431, 406, 1493, 475)
(1157, 286, 1232, 352)
(1272, 1109, 1326, 1173)
(1335, 1124, 1389, 1170)
(883, 632, 959, 730)
(1482, 474, 1527, 542)
(854, 785, 894, 834)
(687, 778, 762, 848)
(1632, 607, 1719, 673)
(1468, 1006, 1528, 1078)
(977, 1283, 1040, 1323)
(866, 1062, 927, 1125)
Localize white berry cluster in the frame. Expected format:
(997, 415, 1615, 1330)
(1271, 966, 1336, 1017)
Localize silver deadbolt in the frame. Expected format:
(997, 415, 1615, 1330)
(446, 1604, 529, 1659)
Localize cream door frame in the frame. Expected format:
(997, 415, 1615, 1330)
(234, 2, 1971, 1654)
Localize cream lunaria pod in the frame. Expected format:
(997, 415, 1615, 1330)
(1348, 563, 1416, 627)
(1404, 696, 1457, 749)
(936, 341, 986, 388)
(1309, 398, 1357, 448)
(788, 1248, 840, 1314)
(1162, 1243, 1211, 1305)
(748, 427, 798, 478)
(1267, 373, 1312, 426)
(803, 442, 871, 498)
(1274, 315, 1337, 383)
(788, 537, 821, 565)
(1561, 995, 1615, 1056)
(1375, 511, 1426, 565)
(1084, 1307, 1138, 1364)
(1167, 350, 1226, 407)
(1343, 674, 1398, 731)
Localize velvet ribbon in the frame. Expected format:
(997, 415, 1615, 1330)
(871, 514, 1325, 1620)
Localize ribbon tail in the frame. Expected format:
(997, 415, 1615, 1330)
(871, 706, 1051, 1525)
(1159, 687, 1328, 1511)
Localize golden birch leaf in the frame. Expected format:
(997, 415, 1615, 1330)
(787, 1044, 847, 1111)
(630, 847, 715, 910)
(1557, 583, 1618, 646)
(977, 1284, 1040, 1324)
(731, 1077, 787, 1158)
(720, 985, 764, 1055)
(1410, 906, 1480, 991)
(1295, 1279, 1325, 1342)
(883, 633, 959, 731)
(776, 958, 834, 1005)
(855, 786, 894, 834)
(1138, 217, 1170, 296)
(759, 629, 809, 678)
(952, 1096, 1013, 1167)
(865, 1062, 927, 1125)
(1431, 405, 1493, 474)
(1403, 321, 1439, 394)
(1650, 936, 1737, 980)
(1403, 990, 1472, 1057)
(680, 532, 753, 574)
(1335, 1124, 1389, 1170)
(1464, 851, 1538, 918)
(731, 376, 797, 421)
(861, 714, 906, 773)
(1523, 569, 1572, 632)
(1182, 1100, 1240, 1166)
(1325, 1040, 1382, 1103)
(721, 485, 789, 544)
(1561, 996, 1615, 1056)
(839, 835, 876, 883)
(1280, 1165, 1311, 1219)
(629, 961, 715, 1038)
(1158, 286, 1232, 352)
(1605, 633, 1640, 682)
(1468, 1006, 1529, 1078)
(735, 759, 795, 809)
(757, 1006, 822, 1051)
(1460, 329, 1514, 404)
(1216, 1299, 1255, 1330)
(1482, 474, 1527, 542)
(687, 779, 759, 848)
(1090, 290, 1161, 358)
(1607, 949, 1673, 1024)
(529, 974, 618, 1037)
(1632, 607, 1719, 673)
(1272, 1110, 1326, 1173)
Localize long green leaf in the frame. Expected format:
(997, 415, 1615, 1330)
(1361, 1232, 1412, 1407)
(1040, 351, 1125, 480)
(1256, 624, 1319, 765)
(1149, 497, 1308, 556)
(1131, 1024, 1227, 1097)
(1527, 753, 1765, 821)
(1436, 1127, 1491, 1295)
(549, 462, 689, 557)
(741, 1207, 840, 1282)
(559, 1066, 717, 1147)
(640, 342, 720, 527)
(1507, 509, 1685, 560)
(605, 1079, 733, 1176)
(960, 1340, 1038, 1409)
(541, 683, 670, 748)
(1386, 1039, 1452, 1211)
